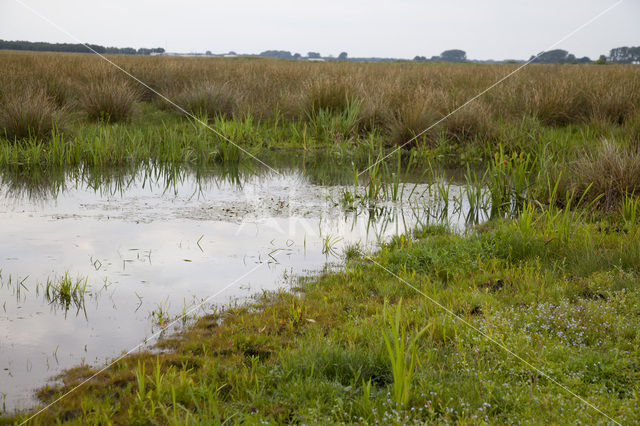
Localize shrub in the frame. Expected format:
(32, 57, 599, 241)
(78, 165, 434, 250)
(81, 78, 138, 123)
(176, 82, 237, 120)
(0, 87, 66, 141)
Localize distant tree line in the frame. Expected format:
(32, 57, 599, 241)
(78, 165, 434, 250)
(609, 46, 640, 64)
(3, 38, 638, 64)
(0, 39, 165, 55)
(528, 46, 639, 64)
(414, 49, 467, 62)
(530, 49, 591, 64)
(259, 50, 298, 59)
(257, 50, 350, 60)
(412, 46, 640, 65)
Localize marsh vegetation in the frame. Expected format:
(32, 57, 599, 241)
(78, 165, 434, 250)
(1, 51, 639, 423)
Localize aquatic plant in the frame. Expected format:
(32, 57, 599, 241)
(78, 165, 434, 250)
(484, 148, 534, 217)
(321, 233, 343, 257)
(44, 274, 88, 315)
(343, 243, 363, 261)
(307, 98, 361, 142)
(151, 298, 170, 327)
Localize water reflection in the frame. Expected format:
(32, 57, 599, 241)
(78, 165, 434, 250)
(0, 163, 486, 413)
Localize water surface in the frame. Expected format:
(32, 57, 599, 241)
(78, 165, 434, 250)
(0, 165, 483, 412)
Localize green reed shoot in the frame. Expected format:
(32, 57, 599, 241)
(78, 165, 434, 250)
(621, 192, 639, 229)
(382, 299, 428, 408)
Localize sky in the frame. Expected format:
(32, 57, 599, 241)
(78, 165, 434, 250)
(1, 0, 638, 60)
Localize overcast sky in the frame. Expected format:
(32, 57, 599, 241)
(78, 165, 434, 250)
(1, 0, 638, 59)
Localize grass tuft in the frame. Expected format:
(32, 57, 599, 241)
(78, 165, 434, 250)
(0, 87, 66, 141)
(81, 78, 138, 123)
(570, 139, 640, 208)
(177, 82, 237, 120)
(304, 78, 356, 116)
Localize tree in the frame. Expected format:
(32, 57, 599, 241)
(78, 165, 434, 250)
(0, 39, 166, 55)
(595, 55, 607, 65)
(307, 51, 321, 59)
(440, 49, 466, 62)
(531, 49, 577, 63)
(293, 53, 301, 59)
(609, 46, 640, 64)
(338, 51, 348, 60)
(259, 50, 293, 59)
(413, 55, 427, 61)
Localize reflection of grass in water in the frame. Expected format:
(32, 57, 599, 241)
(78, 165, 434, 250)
(44, 274, 88, 317)
(0, 161, 254, 202)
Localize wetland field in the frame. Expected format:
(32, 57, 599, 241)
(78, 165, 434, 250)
(1, 51, 640, 424)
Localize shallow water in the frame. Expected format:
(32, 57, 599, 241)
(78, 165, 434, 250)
(0, 165, 484, 413)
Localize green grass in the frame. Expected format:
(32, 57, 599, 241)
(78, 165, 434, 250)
(44, 274, 89, 316)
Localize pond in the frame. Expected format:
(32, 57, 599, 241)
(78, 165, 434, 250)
(0, 163, 486, 413)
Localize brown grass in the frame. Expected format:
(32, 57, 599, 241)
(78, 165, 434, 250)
(0, 86, 66, 141)
(570, 139, 640, 208)
(303, 77, 354, 116)
(0, 51, 639, 142)
(175, 82, 237, 119)
(81, 77, 138, 123)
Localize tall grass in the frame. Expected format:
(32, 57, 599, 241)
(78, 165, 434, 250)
(304, 77, 354, 116)
(81, 78, 138, 122)
(0, 87, 66, 141)
(569, 139, 640, 208)
(176, 82, 237, 120)
(382, 299, 427, 407)
(2, 52, 638, 141)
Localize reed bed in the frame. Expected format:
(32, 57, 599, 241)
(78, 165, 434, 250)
(1, 51, 639, 139)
